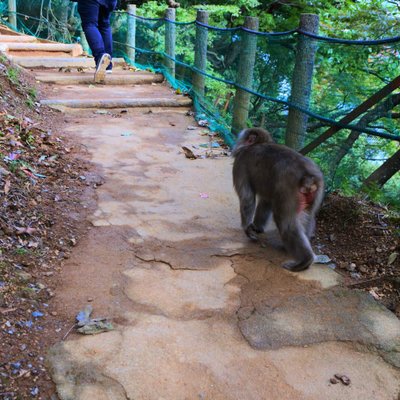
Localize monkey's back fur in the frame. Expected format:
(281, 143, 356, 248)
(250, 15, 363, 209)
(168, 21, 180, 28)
(233, 142, 323, 202)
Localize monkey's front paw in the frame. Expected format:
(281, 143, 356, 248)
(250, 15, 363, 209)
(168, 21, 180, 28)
(245, 224, 259, 241)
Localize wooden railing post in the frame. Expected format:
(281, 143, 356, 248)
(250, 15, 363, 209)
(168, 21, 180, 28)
(193, 10, 209, 100)
(231, 17, 259, 136)
(285, 14, 319, 149)
(8, 0, 17, 29)
(165, 8, 176, 79)
(127, 4, 136, 64)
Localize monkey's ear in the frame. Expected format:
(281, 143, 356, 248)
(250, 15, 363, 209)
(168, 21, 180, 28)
(246, 134, 257, 145)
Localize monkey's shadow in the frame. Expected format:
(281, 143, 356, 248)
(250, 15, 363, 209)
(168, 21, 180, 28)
(256, 226, 285, 252)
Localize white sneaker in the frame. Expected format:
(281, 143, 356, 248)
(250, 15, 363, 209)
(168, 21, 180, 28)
(94, 53, 111, 83)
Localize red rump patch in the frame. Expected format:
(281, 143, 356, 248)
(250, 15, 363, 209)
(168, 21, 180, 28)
(298, 190, 316, 213)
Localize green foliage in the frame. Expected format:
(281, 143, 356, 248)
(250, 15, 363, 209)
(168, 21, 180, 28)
(2, 0, 399, 207)
(25, 96, 35, 109)
(25, 86, 38, 109)
(15, 248, 29, 256)
(6, 66, 19, 85)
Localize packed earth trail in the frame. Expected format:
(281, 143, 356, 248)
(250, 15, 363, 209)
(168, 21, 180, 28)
(2, 27, 400, 400)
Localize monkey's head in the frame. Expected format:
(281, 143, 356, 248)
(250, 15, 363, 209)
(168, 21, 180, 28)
(232, 128, 274, 156)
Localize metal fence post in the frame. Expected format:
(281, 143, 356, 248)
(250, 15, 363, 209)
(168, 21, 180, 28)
(8, 0, 17, 29)
(127, 4, 136, 64)
(165, 8, 176, 79)
(193, 10, 209, 100)
(231, 16, 259, 136)
(285, 13, 319, 149)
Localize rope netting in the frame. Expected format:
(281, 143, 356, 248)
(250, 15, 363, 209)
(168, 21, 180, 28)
(0, 1, 399, 200)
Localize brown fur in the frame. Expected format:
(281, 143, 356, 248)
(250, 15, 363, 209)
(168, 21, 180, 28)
(232, 128, 324, 271)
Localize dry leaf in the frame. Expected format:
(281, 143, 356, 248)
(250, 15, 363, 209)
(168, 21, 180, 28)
(4, 179, 11, 194)
(181, 146, 197, 160)
(16, 227, 37, 235)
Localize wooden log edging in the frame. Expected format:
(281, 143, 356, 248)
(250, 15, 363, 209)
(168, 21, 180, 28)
(40, 98, 192, 109)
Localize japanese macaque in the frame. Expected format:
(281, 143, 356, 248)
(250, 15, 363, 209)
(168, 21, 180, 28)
(232, 128, 324, 272)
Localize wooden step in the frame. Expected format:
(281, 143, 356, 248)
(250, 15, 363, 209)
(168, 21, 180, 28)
(35, 71, 164, 85)
(1, 43, 83, 57)
(0, 35, 37, 43)
(40, 97, 192, 109)
(8, 56, 126, 69)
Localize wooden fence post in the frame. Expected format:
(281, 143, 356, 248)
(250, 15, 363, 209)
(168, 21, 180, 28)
(165, 8, 176, 79)
(285, 13, 319, 149)
(231, 16, 259, 136)
(193, 10, 209, 100)
(8, 0, 17, 29)
(127, 4, 136, 64)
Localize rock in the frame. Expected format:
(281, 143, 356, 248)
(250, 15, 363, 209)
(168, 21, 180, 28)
(17, 271, 32, 281)
(0, 166, 10, 178)
(359, 265, 368, 274)
(334, 374, 351, 385)
(314, 254, 332, 264)
(346, 263, 356, 272)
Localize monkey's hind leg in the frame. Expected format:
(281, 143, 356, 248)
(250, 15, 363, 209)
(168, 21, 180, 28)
(252, 199, 272, 234)
(300, 210, 316, 239)
(275, 215, 315, 272)
(235, 182, 257, 240)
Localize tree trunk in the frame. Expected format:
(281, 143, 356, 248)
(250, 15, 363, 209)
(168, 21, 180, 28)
(58, 0, 70, 41)
(362, 148, 400, 189)
(285, 14, 319, 149)
(327, 93, 400, 175)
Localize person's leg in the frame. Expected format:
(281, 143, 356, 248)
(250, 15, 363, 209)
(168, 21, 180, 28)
(77, 0, 105, 66)
(98, 0, 117, 70)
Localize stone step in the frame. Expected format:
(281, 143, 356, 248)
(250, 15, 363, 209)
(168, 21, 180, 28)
(8, 56, 126, 69)
(35, 71, 164, 85)
(1, 43, 83, 57)
(0, 34, 37, 43)
(40, 97, 192, 109)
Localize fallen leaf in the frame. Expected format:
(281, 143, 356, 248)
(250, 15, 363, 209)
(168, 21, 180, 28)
(15, 227, 37, 235)
(388, 252, 398, 266)
(181, 146, 197, 160)
(368, 289, 381, 300)
(0, 307, 17, 314)
(4, 179, 11, 194)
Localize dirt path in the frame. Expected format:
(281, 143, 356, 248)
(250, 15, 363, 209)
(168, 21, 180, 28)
(35, 91, 400, 399)
(1, 40, 394, 397)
